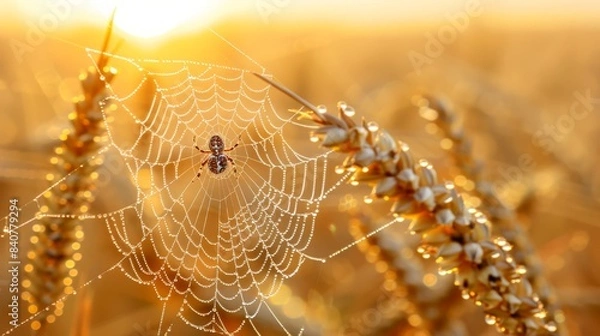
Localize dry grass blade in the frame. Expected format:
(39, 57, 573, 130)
(415, 96, 565, 334)
(256, 74, 560, 335)
(22, 18, 118, 333)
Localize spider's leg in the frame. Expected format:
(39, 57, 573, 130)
(224, 135, 241, 152)
(193, 157, 210, 182)
(226, 156, 237, 174)
(194, 145, 212, 153)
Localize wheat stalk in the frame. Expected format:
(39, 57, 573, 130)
(255, 73, 559, 335)
(22, 18, 117, 333)
(415, 96, 565, 334)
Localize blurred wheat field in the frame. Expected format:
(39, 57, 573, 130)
(1, 2, 600, 336)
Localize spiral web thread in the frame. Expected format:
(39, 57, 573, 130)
(60, 48, 353, 335)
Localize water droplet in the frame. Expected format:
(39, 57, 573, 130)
(316, 105, 327, 114)
(545, 323, 558, 332)
(350, 180, 359, 186)
(338, 101, 347, 109)
(491, 251, 501, 259)
(343, 106, 355, 117)
(484, 314, 497, 325)
(310, 135, 320, 143)
(367, 121, 379, 132)
(515, 265, 527, 275)
(334, 166, 345, 174)
(363, 195, 373, 204)
(461, 290, 471, 300)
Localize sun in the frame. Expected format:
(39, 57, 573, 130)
(92, 0, 218, 39)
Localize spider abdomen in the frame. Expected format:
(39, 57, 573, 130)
(208, 155, 228, 174)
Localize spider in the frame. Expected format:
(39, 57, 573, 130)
(193, 135, 239, 179)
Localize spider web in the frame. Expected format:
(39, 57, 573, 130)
(76, 49, 347, 335)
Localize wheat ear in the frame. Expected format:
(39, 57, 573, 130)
(23, 21, 117, 333)
(416, 96, 565, 334)
(255, 73, 558, 335)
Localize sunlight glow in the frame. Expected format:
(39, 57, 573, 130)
(92, 0, 218, 38)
